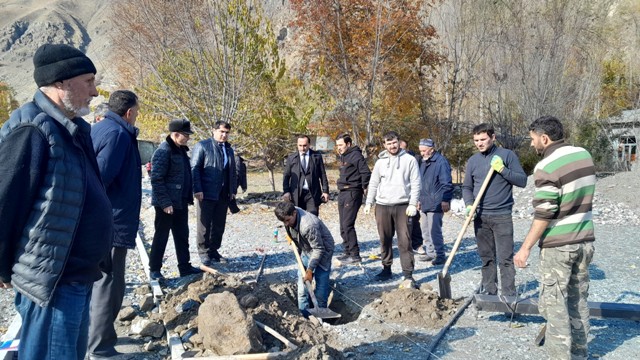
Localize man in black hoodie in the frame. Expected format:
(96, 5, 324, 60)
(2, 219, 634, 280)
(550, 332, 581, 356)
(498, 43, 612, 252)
(335, 133, 371, 264)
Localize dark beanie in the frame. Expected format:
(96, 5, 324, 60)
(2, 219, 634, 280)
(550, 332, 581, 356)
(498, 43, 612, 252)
(33, 44, 97, 87)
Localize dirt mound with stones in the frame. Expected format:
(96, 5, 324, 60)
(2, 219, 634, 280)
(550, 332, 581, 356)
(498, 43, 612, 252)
(367, 284, 462, 329)
(158, 273, 341, 357)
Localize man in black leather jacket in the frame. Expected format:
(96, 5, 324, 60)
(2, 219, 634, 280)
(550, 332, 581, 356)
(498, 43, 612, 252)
(191, 120, 237, 265)
(149, 119, 201, 279)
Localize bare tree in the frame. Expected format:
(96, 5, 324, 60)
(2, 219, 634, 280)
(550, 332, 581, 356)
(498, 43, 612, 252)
(110, 0, 273, 137)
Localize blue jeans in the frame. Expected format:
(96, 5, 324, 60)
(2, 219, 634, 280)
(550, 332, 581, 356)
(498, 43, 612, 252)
(297, 254, 331, 314)
(15, 282, 93, 360)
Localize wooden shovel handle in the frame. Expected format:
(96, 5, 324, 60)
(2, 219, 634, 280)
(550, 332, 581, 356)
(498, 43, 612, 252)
(289, 241, 321, 308)
(442, 167, 495, 277)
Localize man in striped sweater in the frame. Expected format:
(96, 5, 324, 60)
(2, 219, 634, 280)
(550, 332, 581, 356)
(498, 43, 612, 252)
(515, 116, 596, 360)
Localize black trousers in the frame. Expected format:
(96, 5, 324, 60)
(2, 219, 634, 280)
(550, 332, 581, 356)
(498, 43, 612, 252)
(88, 247, 127, 356)
(196, 194, 229, 260)
(474, 214, 516, 296)
(297, 189, 319, 216)
(149, 204, 192, 272)
(410, 213, 422, 250)
(338, 190, 363, 257)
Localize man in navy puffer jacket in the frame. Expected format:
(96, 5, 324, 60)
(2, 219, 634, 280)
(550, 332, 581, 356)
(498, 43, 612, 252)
(88, 90, 142, 358)
(0, 43, 113, 360)
(148, 119, 201, 279)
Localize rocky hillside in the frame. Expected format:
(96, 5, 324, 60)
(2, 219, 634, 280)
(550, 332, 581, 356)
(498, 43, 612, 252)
(0, 0, 112, 102)
(0, 0, 295, 103)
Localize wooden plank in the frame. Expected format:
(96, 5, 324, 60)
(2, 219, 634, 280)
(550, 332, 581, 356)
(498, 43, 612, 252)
(182, 352, 289, 360)
(0, 315, 21, 360)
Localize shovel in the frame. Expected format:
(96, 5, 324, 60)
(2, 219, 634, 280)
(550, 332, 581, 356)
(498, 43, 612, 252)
(438, 167, 495, 299)
(242, 253, 267, 284)
(289, 240, 341, 319)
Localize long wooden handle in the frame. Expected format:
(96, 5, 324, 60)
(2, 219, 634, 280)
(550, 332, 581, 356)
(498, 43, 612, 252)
(442, 167, 495, 277)
(255, 321, 298, 350)
(289, 241, 321, 308)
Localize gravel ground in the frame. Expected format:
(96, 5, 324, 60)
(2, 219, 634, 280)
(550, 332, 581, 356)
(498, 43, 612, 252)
(1, 169, 639, 359)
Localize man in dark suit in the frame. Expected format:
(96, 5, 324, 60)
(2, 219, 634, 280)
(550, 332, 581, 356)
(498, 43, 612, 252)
(282, 135, 330, 216)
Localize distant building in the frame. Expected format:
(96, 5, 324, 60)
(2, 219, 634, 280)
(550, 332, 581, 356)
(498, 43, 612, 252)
(607, 109, 640, 169)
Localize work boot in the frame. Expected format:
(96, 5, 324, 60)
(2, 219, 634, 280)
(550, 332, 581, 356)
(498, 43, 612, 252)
(212, 250, 227, 263)
(374, 266, 392, 281)
(431, 255, 446, 266)
(150, 271, 164, 280)
(179, 266, 202, 277)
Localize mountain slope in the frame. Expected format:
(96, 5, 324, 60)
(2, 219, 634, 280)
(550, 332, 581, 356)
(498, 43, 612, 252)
(0, 0, 109, 102)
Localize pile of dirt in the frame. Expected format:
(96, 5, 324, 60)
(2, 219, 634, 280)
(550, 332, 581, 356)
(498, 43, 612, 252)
(158, 273, 336, 357)
(366, 285, 462, 329)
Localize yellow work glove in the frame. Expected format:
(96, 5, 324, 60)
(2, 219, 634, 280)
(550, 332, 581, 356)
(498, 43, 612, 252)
(304, 268, 313, 282)
(491, 155, 505, 173)
(286, 235, 293, 245)
(364, 204, 372, 215)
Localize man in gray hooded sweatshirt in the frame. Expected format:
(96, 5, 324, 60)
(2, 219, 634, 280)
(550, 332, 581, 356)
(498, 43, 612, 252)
(364, 131, 421, 287)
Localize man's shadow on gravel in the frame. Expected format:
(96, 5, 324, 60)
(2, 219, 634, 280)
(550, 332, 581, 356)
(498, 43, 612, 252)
(588, 317, 640, 357)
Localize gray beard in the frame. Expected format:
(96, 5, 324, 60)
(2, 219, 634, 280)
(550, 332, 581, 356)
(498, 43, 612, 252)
(62, 93, 90, 117)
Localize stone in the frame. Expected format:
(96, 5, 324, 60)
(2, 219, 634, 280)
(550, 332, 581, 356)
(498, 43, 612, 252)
(198, 291, 263, 355)
(140, 294, 155, 312)
(131, 318, 165, 338)
(135, 284, 152, 295)
(239, 294, 259, 309)
(175, 299, 200, 313)
(118, 306, 137, 321)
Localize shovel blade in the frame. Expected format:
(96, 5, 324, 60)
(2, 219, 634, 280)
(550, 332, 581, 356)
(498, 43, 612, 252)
(308, 307, 342, 319)
(438, 272, 452, 299)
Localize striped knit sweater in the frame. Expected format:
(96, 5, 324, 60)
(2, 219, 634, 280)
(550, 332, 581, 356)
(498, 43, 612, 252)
(533, 141, 596, 248)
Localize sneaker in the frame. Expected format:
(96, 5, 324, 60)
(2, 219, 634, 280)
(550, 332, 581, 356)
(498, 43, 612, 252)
(399, 277, 416, 289)
(336, 254, 350, 261)
(150, 271, 164, 280)
(418, 254, 435, 262)
(179, 266, 202, 277)
(374, 267, 392, 281)
(341, 256, 361, 265)
(431, 256, 447, 266)
(416, 246, 427, 255)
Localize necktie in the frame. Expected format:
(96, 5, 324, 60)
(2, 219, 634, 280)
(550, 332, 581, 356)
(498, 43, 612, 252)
(301, 153, 307, 172)
(219, 142, 227, 167)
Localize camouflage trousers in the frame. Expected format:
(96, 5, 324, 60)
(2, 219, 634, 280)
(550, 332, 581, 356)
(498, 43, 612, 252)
(539, 241, 595, 360)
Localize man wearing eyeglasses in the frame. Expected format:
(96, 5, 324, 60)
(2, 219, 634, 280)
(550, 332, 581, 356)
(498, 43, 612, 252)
(148, 119, 202, 279)
(191, 120, 237, 265)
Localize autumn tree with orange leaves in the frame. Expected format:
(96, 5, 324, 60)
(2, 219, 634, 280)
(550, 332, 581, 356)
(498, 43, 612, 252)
(290, 0, 442, 154)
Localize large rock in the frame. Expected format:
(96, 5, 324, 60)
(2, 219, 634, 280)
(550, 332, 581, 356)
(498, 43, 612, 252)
(198, 291, 263, 355)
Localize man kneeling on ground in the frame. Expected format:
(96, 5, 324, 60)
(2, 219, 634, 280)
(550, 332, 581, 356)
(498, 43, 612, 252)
(274, 202, 334, 316)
